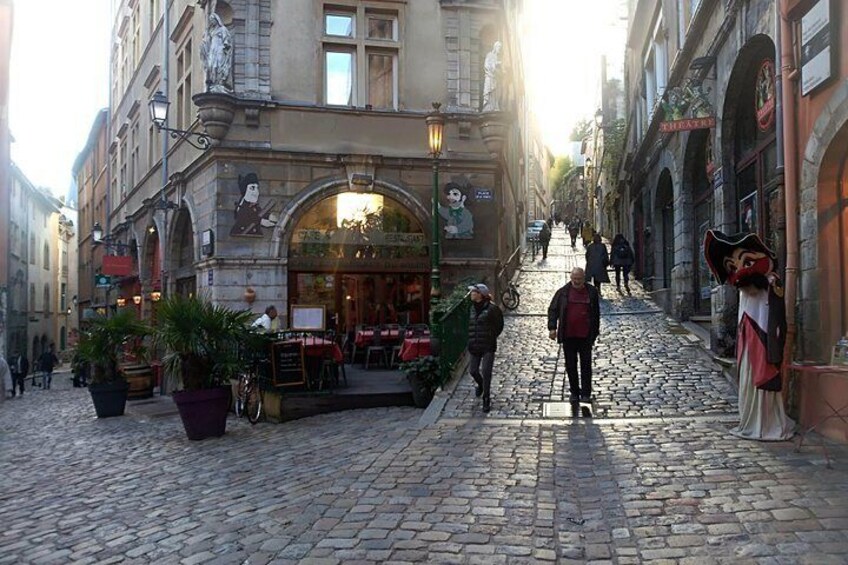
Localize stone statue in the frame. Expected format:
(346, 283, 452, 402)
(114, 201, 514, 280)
(482, 41, 503, 112)
(200, 13, 233, 93)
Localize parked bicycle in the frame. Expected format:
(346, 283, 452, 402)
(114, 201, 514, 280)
(235, 368, 263, 424)
(501, 280, 520, 311)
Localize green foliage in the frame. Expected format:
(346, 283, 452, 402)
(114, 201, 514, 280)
(602, 118, 626, 185)
(398, 355, 443, 392)
(549, 156, 575, 193)
(431, 277, 475, 318)
(152, 294, 255, 391)
(76, 309, 151, 385)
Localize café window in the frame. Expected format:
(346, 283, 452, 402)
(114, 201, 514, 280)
(290, 192, 426, 261)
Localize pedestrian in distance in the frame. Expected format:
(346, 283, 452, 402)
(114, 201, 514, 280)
(10, 352, 28, 396)
(539, 222, 552, 261)
(39, 345, 59, 390)
(585, 233, 611, 297)
(548, 267, 601, 403)
(466, 283, 505, 413)
(568, 217, 581, 248)
(611, 234, 635, 295)
(581, 222, 594, 248)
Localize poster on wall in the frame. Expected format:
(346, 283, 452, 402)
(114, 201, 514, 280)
(438, 177, 476, 239)
(740, 192, 758, 234)
(800, 0, 833, 96)
(230, 173, 279, 237)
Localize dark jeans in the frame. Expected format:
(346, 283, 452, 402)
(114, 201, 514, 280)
(541, 239, 550, 259)
(563, 337, 593, 398)
(11, 372, 25, 395)
(570, 233, 578, 247)
(468, 351, 495, 405)
(614, 265, 631, 288)
(590, 278, 604, 296)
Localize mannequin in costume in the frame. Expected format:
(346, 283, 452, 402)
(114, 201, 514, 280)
(704, 230, 794, 441)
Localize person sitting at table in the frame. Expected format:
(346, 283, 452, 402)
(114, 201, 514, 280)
(251, 305, 279, 332)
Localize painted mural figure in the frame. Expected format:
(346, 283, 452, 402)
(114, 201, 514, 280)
(438, 181, 474, 239)
(231, 173, 278, 237)
(704, 230, 794, 441)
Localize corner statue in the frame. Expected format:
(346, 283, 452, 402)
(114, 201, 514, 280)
(200, 13, 233, 93)
(704, 230, 794, 441)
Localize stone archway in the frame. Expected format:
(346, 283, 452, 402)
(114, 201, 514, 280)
(654, 169, 674, 290)
(683, 129, 714, 316)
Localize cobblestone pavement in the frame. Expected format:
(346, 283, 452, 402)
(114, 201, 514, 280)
(2, 229, 848, 564)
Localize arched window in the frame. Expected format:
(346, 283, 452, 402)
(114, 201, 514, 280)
(43, 242, 50, 269)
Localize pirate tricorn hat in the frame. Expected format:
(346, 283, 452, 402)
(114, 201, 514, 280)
(703, 229, 777, 285)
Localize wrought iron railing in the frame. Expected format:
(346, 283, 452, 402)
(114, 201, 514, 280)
(433, 296, 470, 385)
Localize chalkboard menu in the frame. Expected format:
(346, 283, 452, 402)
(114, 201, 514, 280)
(271, 341, 306, 387)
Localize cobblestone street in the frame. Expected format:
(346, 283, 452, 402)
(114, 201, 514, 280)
(2, 229, 848, 564)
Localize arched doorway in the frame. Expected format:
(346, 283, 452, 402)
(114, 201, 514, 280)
(655, 169, 674, 289)
(684, 130, 714, 315)
(287, 191, 429, 333)
(170, 209, 196, 298)
(723, 36, 783, 267)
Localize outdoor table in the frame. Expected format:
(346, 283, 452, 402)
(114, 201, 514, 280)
(354, 329, 404, 348)
(283, 336, 344, 363)
(399, 337, 432, 362)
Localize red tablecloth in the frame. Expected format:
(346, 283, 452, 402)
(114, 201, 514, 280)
(354, 329, 404, 348)
(399, 337, 431, 362)
(282, 337, 344, 363)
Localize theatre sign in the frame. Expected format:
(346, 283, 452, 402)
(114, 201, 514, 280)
(659, 85, 717, 133)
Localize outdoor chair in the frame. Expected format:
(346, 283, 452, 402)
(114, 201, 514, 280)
(364, 325, 389, 370)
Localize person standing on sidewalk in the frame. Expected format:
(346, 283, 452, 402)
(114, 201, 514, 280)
(548, 267, 601, 403)
(610, 234, 635, 295)
(0, 355, 11, 401)
(585, 233, 611, 298)
(9, 352, 28, 397)
(568, 217, 581, 248)
(466, 283, 504, 413)
(39, 345, 59, 390)
(539, 222, 552, 260)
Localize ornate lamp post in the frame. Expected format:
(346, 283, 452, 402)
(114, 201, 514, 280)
(148, 91, 211, 150)
(425, 103, 445, 321)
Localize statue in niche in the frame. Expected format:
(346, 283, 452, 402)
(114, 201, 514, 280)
(200, 11, 233, 93)
(481, 41, 503, 112)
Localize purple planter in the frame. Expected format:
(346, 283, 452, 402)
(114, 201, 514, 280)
(172, 386, 231, 441)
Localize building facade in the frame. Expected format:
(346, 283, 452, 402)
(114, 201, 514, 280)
(83, 0, 537, 335)
(9, 163, 64, 362)
(0, 0, 12, 361)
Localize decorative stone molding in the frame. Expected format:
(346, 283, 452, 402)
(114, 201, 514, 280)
(478, 111, 512, 158)
(193, 92, 236, 143)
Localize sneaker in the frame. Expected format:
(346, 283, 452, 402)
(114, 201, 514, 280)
(482, 400, 491, 413)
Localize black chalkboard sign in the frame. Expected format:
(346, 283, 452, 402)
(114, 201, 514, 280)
(271, 341, 306, 387)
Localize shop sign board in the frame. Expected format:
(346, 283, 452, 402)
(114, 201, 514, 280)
(755, 60, 777, 131)
(659, 85, 716, 133)
(291, 305, 325, 331)
(659, 117, 716, 133)
(800, 0, 833, 96)
(102, 255, 133, 276)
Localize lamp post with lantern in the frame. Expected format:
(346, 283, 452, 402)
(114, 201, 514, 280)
(425, 103, 445, 321)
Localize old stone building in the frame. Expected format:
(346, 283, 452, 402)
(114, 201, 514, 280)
(81, 0, 538, 333)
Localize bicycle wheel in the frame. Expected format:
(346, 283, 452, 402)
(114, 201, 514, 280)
(245, 384, 262, 425)
(501, 289, 519, 311)
(234, 376, 247, 418)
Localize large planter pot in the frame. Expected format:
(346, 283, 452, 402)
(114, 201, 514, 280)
(407, 374, 435, 409)
(89, 381, 130, 418)
(172, 386, 232, 441)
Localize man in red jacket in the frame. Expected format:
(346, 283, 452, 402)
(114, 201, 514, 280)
(547, 267, 601, 403)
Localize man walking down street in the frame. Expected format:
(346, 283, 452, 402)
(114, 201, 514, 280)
(548, 267, 601, 403)
(539, 222, 552, 260)
(585, 233, 611, 298)
(39, 345, 59, 390)
(467, 284, 504, 413)
(10, 352, 28, 397)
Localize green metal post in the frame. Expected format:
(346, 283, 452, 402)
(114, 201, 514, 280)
(430, 158, 441, 324)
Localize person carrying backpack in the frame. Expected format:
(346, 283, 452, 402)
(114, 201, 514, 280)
(539, 222, 552, 260)
(611, 234, 635, 295)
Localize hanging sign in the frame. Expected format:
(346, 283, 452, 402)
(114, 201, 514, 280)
(755, 59, 776, 131)
(800, 0, 833, 96)
(659, 85, 717, 133)
(102, 255, 133, 276)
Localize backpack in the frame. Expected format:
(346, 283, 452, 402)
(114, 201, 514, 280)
(614, 243, 629, 260)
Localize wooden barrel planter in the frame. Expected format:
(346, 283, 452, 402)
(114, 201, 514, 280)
(121, 364, 155, 399)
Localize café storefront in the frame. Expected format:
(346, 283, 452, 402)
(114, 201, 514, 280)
(287, 191, 431, 335)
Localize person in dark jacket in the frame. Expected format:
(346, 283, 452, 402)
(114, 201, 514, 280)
(466, 283, 505, 413)
(568, 217, 581, 248)
(539, 222, 552, 260)
(548, 267, 601, 403)
(610, 234, 635, 295)
(585, 233, 611, 297)
(10, 352, 29, 396)
(39, 345, 59, 390)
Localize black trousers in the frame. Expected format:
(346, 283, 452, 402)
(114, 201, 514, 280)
(563, 337, 593, 397)
(570, 233, 578, 247)
(614, 265, 631, 288)
(540, 239, 550, 259)
(468, 351, 495, 405)
(11, 372, 25, 395)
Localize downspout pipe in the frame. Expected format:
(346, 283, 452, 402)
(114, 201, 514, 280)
(777, 1, 799, 378)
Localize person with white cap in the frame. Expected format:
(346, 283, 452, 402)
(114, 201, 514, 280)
(466, 283, 504, 413)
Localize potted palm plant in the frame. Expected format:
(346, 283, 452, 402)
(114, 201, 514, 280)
(153, 294, 254, 440)
(76, 309, 150, 418)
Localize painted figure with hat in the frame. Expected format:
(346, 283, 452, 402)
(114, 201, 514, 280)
(466, 283, 504, 413)
(231, 173, 278, 237)
(704, 230, 794, 441)
(438, 180, 474, 239)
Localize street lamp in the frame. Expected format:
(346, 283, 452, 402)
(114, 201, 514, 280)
(425, 102, 445, 317)
(148, 91, 211, 151)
